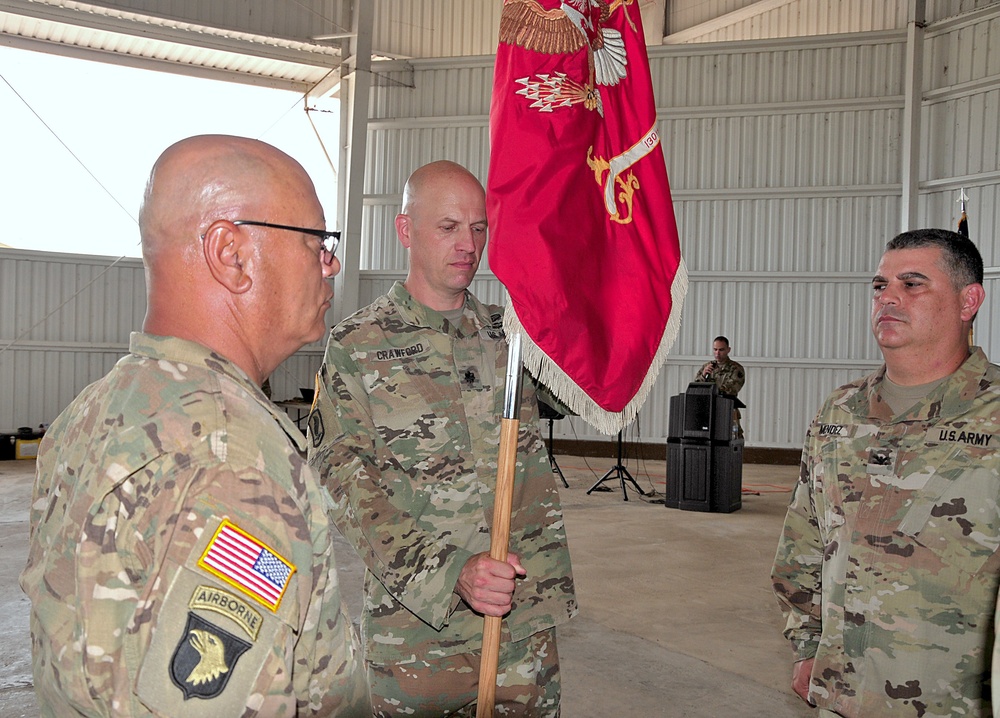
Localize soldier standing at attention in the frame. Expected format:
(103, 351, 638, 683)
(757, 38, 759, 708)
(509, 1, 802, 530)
(307, 160, 577, 717)
(772, 229, 1000, 717)
(20, 135, 367, 716)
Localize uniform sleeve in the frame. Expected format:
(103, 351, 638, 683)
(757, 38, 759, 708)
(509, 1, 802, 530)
(720, 365, 746, 396)
(693, 363, 711, 382)
(307, 340, 474, 630)
(284, 466, 368, 716)
(771, 429, 824, 662)
(124, 458, 366, 717)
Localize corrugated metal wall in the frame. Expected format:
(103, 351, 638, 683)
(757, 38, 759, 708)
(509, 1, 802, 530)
(662, 0, 1000, 44)
(666, 0, 761, 34)
(665, 0, 910, 43)
(356, 8, 1000, 449)
(0, 249, 329, 431)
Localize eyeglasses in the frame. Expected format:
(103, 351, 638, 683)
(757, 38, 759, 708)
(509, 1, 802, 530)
(233, 220, 341, 259)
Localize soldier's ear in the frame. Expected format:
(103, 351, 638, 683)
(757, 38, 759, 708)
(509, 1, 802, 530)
(395, 213, 412, 249)
(960, 283, 985, 323)
(203, 221, 253, 294)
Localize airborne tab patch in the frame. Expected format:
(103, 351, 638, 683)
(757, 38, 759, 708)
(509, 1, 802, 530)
(197, 520, 295, 612)
(189, 585, 262, 641)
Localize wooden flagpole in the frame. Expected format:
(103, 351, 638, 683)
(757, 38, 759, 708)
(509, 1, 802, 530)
(476, 332, 523, 718)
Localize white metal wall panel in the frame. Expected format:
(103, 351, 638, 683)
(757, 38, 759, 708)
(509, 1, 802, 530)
(372, 0, 501, 59)
(0, 251, 145, 344)
(666, 0, 909, 44)
(922, 88, 1000, 181)
(364, 123, 492, 194)
(0, 248, 336, 430)
(927, 0, 1000, 24)
(651, 34, 906, 105)
(672, 276, 879, 361)
(924, 8, 1000, 91)
(662, 108, 903, 190)
(672, 195, 900, 274)
(0, 249, 142, 430)
(370, 61, 495, 120)
(919, 5, 1000, 303)
(976, 275, 1000, 353)
(666, 0, 762, 34)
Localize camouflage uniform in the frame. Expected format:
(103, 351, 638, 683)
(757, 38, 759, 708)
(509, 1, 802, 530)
(694, 359, 746, 437)
(694, 359, 745, 396)
(20, 333, 366, 717)
(772, 348, 1000, 718)
(308, 282, 577, 716)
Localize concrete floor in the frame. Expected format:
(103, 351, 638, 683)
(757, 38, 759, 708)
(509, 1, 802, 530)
(0, 454, 811, 717)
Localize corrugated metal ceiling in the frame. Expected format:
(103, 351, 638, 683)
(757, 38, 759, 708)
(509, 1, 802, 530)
(0, 0, 345, 94)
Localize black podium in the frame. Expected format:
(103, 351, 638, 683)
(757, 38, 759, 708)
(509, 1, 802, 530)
(665, 382, 743, 513)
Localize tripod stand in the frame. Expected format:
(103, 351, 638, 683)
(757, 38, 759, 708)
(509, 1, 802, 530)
(587, 430, 646, 501)
(538, 400, 569, 488)
(544, 415, 568, 488)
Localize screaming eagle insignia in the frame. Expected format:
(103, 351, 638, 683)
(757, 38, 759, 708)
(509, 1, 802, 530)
(501, 0, 636, 115)
(170, 612, 251, 700)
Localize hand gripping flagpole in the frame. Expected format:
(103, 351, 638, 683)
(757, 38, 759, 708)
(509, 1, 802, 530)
(477, 331, 523, 718)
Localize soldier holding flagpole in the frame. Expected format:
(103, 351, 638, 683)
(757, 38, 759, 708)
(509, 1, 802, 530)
(308, 161, 577, 717)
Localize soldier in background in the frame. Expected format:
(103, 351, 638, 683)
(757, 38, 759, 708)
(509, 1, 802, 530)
(308, 160, 577, 717)
(694, 335, 746, 437)
(694, 335, 746, 397)
(772, 229, 1000, 717)
(20, 135, 366, 716)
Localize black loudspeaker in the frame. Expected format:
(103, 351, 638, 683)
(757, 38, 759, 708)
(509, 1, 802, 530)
(665, 384, 743, 513)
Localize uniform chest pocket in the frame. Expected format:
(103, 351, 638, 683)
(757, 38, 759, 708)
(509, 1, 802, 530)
(815, 437, 853, 540)
(369, 366, 465, 475)
(898, 460, 1000, 571)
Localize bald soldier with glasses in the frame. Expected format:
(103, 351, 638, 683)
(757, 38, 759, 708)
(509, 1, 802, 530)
(21, 135, 366, 717)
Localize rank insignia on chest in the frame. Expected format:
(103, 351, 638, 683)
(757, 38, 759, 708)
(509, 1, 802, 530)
(867, 446, 895, 476)
(197, 520, 295, 612)
(170, 612, 251, 700)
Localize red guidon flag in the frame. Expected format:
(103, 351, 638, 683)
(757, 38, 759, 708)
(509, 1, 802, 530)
(487, 0, 687, 434)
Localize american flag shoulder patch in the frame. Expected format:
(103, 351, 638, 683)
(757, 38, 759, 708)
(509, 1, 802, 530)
(197, 519, 295, 612)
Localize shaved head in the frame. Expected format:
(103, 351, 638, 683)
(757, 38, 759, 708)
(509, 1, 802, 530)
(138, 135, 313, 263)
(401, 160, 483, 217)
(138, 135, 336, 383)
